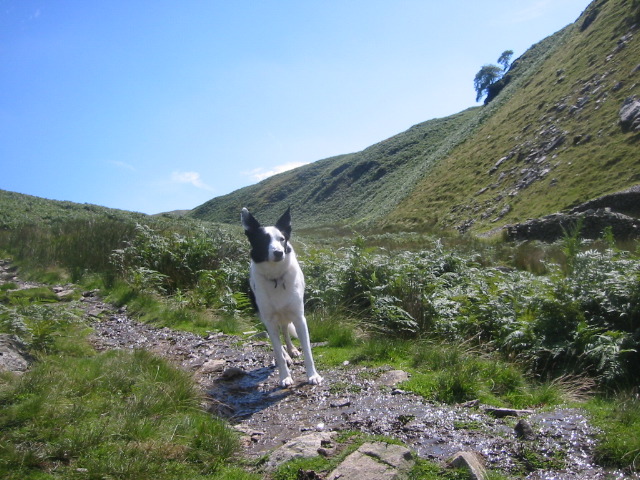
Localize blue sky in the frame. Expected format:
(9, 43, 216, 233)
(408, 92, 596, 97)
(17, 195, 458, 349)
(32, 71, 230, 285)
(1, 0, 591, 214)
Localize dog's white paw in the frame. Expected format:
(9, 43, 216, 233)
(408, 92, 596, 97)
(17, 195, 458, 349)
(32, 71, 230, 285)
(308, 373, 323, 385)
(279, 376, 294, 388)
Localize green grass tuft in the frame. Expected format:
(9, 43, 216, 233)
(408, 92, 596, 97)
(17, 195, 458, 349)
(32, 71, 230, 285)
(586, 394, 640, 473)
(0, 349, 245, 479)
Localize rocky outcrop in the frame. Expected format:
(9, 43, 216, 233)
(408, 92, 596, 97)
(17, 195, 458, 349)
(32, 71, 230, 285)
(456, 122, 570, 234)
(505, 208, 640, 242)
(456, 21, 639, 237)
(571, 184, 640, 217)
(505, 185, 640, 242)
(619, 96, 640, 132)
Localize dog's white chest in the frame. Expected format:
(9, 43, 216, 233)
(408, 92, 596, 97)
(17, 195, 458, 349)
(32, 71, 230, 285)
(250, 261, 304, 314)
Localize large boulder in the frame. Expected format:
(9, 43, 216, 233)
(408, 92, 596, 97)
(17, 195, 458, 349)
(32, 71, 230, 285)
(0, 334, 33, 374)
(327, 442, 414, 480)
(619, 96, 640, 132)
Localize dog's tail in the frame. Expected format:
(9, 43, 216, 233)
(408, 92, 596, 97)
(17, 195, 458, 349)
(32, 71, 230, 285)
(287, 323, 298, 338)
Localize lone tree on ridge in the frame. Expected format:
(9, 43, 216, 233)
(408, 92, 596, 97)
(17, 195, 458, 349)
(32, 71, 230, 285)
(474, 50, 514, 102)
(497, 49, 514, 71)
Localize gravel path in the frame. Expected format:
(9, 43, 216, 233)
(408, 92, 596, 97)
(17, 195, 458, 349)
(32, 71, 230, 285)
(85, 296, 632, 479)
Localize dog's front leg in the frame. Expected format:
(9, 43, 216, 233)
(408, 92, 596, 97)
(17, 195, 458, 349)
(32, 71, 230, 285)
(293, 316, 323, 385)
(264, 322, 294, 387)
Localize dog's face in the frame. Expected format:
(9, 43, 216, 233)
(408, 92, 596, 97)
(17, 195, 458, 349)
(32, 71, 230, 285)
(241, 207, 292, 263)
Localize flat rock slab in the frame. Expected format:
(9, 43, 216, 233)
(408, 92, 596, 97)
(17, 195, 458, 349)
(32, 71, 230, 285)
(327, 442, 414, 480)
(265, 431, 337, 470)
(377, 369, 410, 386)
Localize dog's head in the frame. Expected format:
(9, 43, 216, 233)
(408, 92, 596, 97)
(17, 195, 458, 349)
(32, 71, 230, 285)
(241, 207, 292, 263)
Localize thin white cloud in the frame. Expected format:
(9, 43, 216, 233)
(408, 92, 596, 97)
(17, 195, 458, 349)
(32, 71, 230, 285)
(170, 171, 214, 191)
(508, 0, 554, 24)
(246, 161, 309, 181)
(109, 160, 136, 171)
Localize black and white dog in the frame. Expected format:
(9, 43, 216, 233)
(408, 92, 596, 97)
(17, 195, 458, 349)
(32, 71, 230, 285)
(241, 207, 322, 387)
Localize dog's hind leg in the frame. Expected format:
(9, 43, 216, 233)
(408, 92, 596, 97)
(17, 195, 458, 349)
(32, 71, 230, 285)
(283, 324, 301, 358)
(281, 345, 293, 366)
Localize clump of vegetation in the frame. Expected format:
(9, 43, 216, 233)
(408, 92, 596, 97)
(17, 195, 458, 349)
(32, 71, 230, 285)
(303, 233, 640, 391)
(0, 349, 250, 480)
(587, 393, 640, 472)
(0, 292, 253, 480)
(110, 223, 245, 294)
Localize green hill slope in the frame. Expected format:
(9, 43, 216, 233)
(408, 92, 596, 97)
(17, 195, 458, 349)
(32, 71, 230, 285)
(0, 189, 149, 228)
(191, 107, 484, 228)
(389, 0, 640, 233)
(193, 0, 639, 233)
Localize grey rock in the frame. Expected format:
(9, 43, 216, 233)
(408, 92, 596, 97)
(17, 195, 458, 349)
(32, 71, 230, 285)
(327, 442, 414, 480)
(265, 431, 337, 470)
(377, 369, 410, 387)
(55, 289, 75, 299)
(448, 451, 487, 480)
(330, 398, 352, 408)
(298, 470, 324, 480)
(0, 334, 34, 374)
(221, 366, 247, 380)
(484, 407, 534, 418)
(199, 358, 226, 374)
(619, 96, 640, 132)
(514, 419, 536, 440)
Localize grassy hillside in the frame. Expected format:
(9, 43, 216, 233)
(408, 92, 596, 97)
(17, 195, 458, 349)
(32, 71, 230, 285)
(0, 189, 149, 228)
(0, 189, 243, 283)
(389, 0, 640, 233)
(191, 0, 639, 234)
(191, 107, 482, 228)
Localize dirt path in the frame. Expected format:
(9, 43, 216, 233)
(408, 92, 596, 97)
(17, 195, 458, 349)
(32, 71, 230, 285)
(1, 260, 634, 479)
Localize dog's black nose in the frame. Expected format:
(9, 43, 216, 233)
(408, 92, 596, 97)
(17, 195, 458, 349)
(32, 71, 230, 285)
(273, 251, 284, 260)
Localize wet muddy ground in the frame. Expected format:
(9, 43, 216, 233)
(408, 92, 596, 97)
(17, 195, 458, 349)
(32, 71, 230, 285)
(86, 296, 637, 479)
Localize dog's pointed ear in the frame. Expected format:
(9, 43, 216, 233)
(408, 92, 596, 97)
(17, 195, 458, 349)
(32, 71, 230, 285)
(275, 207, 292, 239)
(241, 207, 260, 232)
